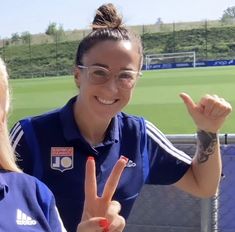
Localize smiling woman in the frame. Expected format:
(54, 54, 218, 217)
(0, 56, 126, 232)
(9, 3, 232, 232)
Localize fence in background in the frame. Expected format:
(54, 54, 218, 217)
(1, 20, 235, 78)
(125, 134, 235, 232)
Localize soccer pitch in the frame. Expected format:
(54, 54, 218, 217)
(9, 66, 235, 134)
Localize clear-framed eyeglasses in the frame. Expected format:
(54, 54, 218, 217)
(78, 65, 142, 89)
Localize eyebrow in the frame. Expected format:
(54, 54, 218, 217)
(91, 63, 136, 72)
(91, 63, 108, 68)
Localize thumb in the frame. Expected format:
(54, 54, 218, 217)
(179, 92, 197, 115)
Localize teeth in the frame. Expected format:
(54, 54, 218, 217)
(97, 97, 115, 105)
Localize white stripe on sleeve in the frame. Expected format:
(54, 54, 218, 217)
(146, 120, 192, 164)
(12, 130, 24, 151)
(10, 122, 21, 143)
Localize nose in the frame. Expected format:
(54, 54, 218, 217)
(103, 76, 119, 93)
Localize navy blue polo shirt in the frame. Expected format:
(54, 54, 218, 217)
(10, 96, 192, 232)
(0, 170, 66, 231)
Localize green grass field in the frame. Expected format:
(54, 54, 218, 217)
(9, 66, 235, 134)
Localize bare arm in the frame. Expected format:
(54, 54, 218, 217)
(175, 93, 232, 198)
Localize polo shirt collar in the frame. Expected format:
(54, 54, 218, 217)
(60, 96, 119, 145)
(0, 170, 9, 199)
(104, 116, 119, 145)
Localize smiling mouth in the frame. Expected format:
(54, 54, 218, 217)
(96, 96, 118, 105)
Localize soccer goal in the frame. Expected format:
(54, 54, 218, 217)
(145, 51, 196, 70)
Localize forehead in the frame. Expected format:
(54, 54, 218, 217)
(82, 40, 140, 68)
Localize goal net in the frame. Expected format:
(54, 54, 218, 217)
(145, 51, 196, 70)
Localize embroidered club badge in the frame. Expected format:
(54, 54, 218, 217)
(51, 147, 74, 172)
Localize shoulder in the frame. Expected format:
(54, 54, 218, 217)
(117, 112, 162, 133)
(2, 171, 37, 184)
(116, 112, 165, 136)
(144, 119, 165, 137)
(16, 96, 77, 127)
(28, 96, 76, 127)
(3, 171, 51, 193)
(19, 173, 55, 209)
(30, 108, 61, 125)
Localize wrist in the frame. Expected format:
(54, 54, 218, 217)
(197, 129, 218, 141)
(197, 128, 219, 135)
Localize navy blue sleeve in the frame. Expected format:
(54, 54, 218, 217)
(145, 120, 192, 185)
(10, 121, 34, 174)
(35, 179, 67, 232)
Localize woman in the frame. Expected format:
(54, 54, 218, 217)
(0, 57, 126, 232)
(10, 3, 232, 232)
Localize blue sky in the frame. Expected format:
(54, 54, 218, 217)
(1, 0, 235, 38)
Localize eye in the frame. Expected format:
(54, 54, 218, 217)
(119, 72, 135, 80)
(92, 68, 108, 78)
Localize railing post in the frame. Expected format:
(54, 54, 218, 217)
(201, 198, 212, 232)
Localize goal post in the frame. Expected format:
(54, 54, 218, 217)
(145, 51, 196, 70)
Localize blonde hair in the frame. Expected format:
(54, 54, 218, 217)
(0, 57, 21, 172)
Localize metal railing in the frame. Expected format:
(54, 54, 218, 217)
(125, 134, 235, 232)
(166, 133, 235, 144)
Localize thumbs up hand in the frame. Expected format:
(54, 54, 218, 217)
(180, 93, 232, 133)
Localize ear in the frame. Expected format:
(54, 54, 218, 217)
(74, 67, 81, 88)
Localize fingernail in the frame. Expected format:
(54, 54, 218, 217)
(87, 156, 94, 161)
(120, 155, 128, 162)
(99, 219, 109, 229)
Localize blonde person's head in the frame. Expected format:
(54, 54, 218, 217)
(0, 57, 21, 172)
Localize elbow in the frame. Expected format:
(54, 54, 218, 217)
(195, 187, 219, 198)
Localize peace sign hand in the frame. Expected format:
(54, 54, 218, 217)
(77, 156, 128, 232)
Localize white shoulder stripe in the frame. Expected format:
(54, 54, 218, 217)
(147, 129, 192, 164)
(10, 122, 22, 143)
(145, 120, 192, 164)
(146, 120, 166, 138)
(12, 130, 24, 151)
(146, 120, 189, 157)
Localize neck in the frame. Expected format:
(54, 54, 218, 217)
(74, 99, 111, 146)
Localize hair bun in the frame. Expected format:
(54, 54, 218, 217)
(92, 3, 123, 30)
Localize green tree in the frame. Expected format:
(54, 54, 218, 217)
(221, 6, 235, 23)
(45, 22, 57, 35)
(45, 22, 65, 42)
(21, 31, 31, 44)
(56, 24, 65, 41)
(11, 33, 21, 44)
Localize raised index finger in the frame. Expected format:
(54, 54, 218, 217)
(102, 156, 128, 202)
(84, 156, 97, 202)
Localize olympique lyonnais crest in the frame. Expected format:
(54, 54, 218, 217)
(51, 147, 74, 172)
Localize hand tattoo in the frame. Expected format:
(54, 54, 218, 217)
(197, 130, 218, 163)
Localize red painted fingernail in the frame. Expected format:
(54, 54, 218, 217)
(120, 155, 128, 162)
(99, 219, 109, 229)
(87, 156, 94, 161)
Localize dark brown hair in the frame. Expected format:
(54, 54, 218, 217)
(75, 3, 143, 68)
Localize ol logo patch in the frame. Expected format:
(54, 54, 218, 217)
(51, 147, 74, 172)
